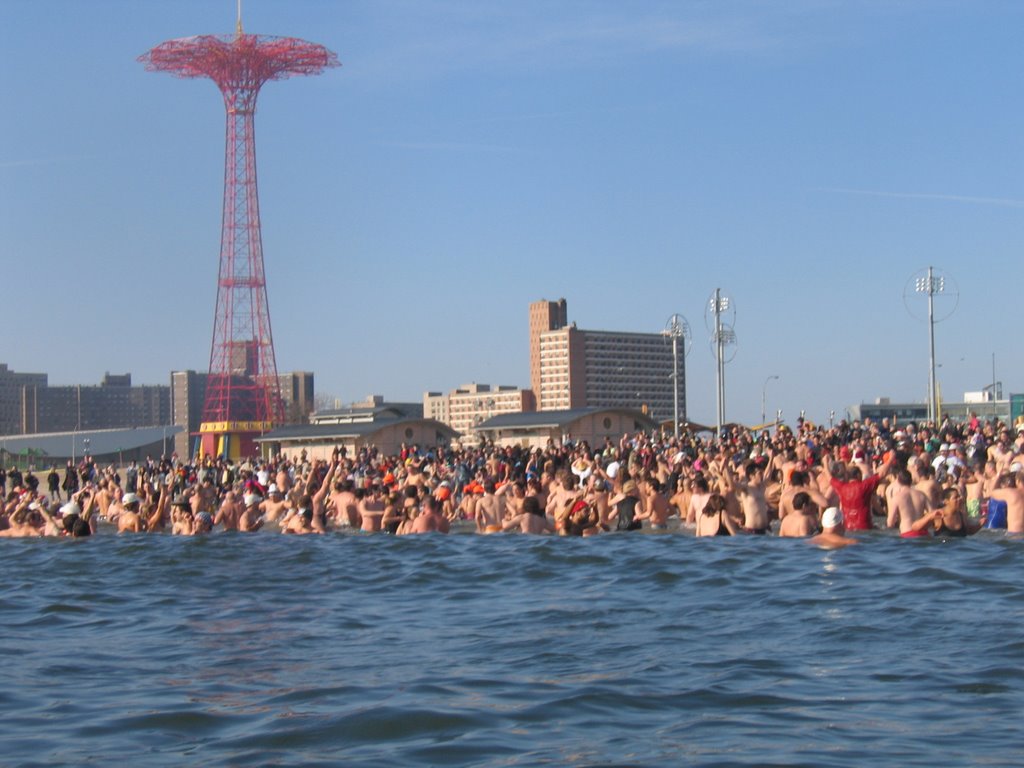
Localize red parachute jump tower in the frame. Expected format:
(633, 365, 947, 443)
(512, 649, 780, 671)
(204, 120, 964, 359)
(140, 11, 338, 460)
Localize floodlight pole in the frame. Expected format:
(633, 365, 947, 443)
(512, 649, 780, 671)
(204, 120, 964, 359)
(715, 289, 725, 439)
(916, 266, 942, 424)
(762, 375, 779, 425)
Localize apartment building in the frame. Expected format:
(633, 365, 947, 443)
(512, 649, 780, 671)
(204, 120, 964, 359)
(530, 299, 679, 421)
(424, 383, 536, 438)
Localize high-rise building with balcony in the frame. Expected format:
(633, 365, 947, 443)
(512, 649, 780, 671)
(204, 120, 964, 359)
(529, 299, 677, 420)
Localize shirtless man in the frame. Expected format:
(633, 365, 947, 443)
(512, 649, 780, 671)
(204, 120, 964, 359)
(778, 492, 818, 537)
(408, 495, 450, 534)
(988, 428, 1014, 472)
(778, 471, 828, 521)
(501, 495, 554, 534)
(260, 485, 292, 524)
(544, 471, 579, 522)
(196, 476, 219, 514)
(238, 493, 265, 532)
(914, 464, 943, 509)
(637, 477, 671, 529)
(0, 497, 44, 538)
(981, 460, 1001, 499)
(117, 493, 145, 533)
(886, 469, 934, 538)
(964, 463, 987, 521)
(329, 478, 359, 529)
(585, 477, 613, 529)
(989, 475, 1024, 534)
(358, 483, 387, 532)
(669, 475, 691, 523)
(282, 497, 316, 535)
(275, 464, 292, 498)
(171, 498, 195, 535)
(729, 462, 770, 534)
(808, 507, 858, 548)
(496, 481, 524, 518)
(214, 491, 242, 531)
(94, 481, 115, 520)
(685, 475, 712, 525)
(458, 485, 479, 523)
(476, 480, 506, 533)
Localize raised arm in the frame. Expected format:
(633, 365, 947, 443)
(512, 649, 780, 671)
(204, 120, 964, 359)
(313, 458, 338, 508)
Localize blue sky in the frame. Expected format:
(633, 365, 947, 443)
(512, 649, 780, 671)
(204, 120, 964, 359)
(1, 0, 1021, 427)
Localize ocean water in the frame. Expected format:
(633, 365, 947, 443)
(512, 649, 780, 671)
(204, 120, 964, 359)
(1, 529, 1022, 767)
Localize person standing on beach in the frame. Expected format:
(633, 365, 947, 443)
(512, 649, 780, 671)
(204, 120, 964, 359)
(61, 461, 78, 500)
(47, 466, 60, 501)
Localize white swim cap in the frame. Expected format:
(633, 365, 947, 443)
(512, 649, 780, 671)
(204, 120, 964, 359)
(60, 502, 81, 517)
(122, 493, 140, 506)
(243, 493, 261, 507)
(822, 507, 843, 529)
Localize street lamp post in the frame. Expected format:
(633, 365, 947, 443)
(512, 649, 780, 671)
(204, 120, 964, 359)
(761, 375, 779, 425)
(663, 314, 691, 441)
(917, 267, 942, 423)
(707, 289, 736, 441)
(907, 266, 956, 424)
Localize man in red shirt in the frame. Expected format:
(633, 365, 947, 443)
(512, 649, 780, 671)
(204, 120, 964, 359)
(826, 452, 894, 531)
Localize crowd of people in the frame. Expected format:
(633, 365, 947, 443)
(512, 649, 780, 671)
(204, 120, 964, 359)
(2, 413, 1023, 547)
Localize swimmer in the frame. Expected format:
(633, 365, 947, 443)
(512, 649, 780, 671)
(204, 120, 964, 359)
(696, 494, 740, 537)
(887, 469, 934, 538)
(407, 495, 450, 534)
(988, 472, 1024, 534)
(725, 461, 770, 534)
(475, 480, 506, 533)
(808, 507, 858, 549)
(358, 483, 387, 532)
(501, 495, 554, 534)
(238, 493, 265, 533)
(260, 484, 292, 524)
(636, 477, 671, 530)
(778, 492, 818, 537)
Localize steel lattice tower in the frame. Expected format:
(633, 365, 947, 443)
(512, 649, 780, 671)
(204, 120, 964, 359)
(141, 18, 338, 458)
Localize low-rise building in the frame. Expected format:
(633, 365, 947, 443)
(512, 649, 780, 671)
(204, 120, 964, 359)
(476, 407, 657, 450)
(256, 418, 458, 460)
(424, 383, 535, 441)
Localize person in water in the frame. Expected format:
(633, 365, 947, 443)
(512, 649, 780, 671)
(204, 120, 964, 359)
(808, 507, 858, 549)
(696, 494, 740, 537)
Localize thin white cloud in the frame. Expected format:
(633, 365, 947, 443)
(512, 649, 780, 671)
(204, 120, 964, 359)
(0, 157, 63, 169)
(824, 187, 1024, 209)
(379, 140, 528, 154)
(344, 2, 798, 85)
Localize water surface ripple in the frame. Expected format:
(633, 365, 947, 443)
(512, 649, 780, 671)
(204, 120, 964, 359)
(1, 533, 1022, 766)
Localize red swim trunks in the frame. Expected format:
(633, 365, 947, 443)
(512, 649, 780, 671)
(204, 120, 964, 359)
(900, 529, 930, 538)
